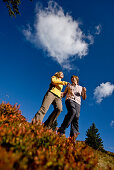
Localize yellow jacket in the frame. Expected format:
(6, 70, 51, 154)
(49, 76, 67, 98)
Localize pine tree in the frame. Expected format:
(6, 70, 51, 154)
(85, 123, 104, 151)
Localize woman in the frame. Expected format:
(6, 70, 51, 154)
(57, 75, 86, 138)
(32, 72, 68, 129)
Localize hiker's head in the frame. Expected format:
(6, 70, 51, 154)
(54, 72, 64, 79)
(71, 75, 79, 85)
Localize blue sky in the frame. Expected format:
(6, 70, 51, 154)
(0, 0, 114, 152)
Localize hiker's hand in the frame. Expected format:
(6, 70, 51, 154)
(61, 92, 64, 98)
(61, 92, 66, 98)
(67, 82, 70, 86)
(82, 87, 87, 100)
(83, 87, 86, 92)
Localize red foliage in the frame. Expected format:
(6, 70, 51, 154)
(0, 102, 98, 169)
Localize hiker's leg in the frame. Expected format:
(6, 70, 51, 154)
(44, 97, 62, 128)
(70, 116, 79, 137)
(32, 92, 54, 123)
(58, 99, 76, 134)
(70, 103, 80, 137)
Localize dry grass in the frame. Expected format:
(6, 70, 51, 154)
(95, 150, 114, 169)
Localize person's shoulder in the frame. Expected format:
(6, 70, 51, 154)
(51, 75, 56, 79)
(77, 85, 83, 90)
(77, 84, 82, 87)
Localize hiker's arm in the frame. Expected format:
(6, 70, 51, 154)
(81, 87, 86, 100)
(51, 76, 68, 86)
(61, 85, 69, 98)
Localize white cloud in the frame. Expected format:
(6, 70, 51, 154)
(23, 1, 94, 69)
(111, 121, 114, 128)
(95, 24, 102, 35)
(94, 82, 114, 103)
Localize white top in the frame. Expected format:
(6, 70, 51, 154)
(64, 84, 82, 105)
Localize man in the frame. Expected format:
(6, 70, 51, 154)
(57, 75, 86, 138)
(32, 72, 68, 128)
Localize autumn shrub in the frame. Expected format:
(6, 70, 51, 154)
(0, 102, 98, 169)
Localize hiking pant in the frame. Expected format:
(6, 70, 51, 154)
(58, 99, 80, 137)
(33, 91, 62, 127)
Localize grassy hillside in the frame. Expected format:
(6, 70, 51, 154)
(96, 150, 114, 169)
(0, 102, 113, 169)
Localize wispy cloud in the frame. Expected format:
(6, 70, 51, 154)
(23, 24, 32, 41)
(86, 34, 94, 44)
(0, 92, 10, 101)
(107, 147, 114, 150)
(94, 82, 114, 103)
(110, 121, 114, 128)
(95, 24, 102, 35)
(23, 1, 94, 69)
(6, 94, 9, 98)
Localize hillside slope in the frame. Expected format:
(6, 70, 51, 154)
(0, 103, 113, 169)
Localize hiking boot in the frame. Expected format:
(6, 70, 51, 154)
(70, 132, 80, 140)
(57, 128, 65, 137)
(31, 118, 41, 125)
